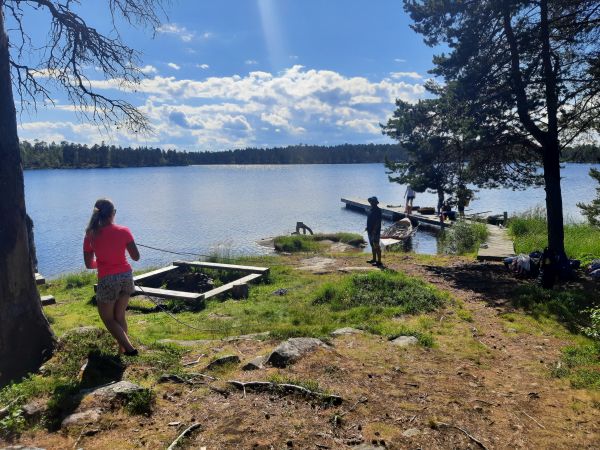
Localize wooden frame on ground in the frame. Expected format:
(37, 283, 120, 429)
(131, 260, 269, 302)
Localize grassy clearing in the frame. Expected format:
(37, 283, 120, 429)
(273, 232, 364, 252)
(552, 342, 600, 390)
(509, 209, 600, 265)
(439, 220, 489, 255)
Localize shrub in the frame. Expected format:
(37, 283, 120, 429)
(314, 270, 445, 313)
(125, 389, 155, 415)
(440, 220, 489, 255)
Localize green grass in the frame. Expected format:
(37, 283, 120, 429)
(509, 209, 600, 265)
(273, 232, 364, 252)
(314, 270, 446, 313)
(552, 342, 600, 390)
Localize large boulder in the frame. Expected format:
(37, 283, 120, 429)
(267, 338, 328, 368)
(391, 336, 418, 347)
(205, 355, 240, 370)
(61, 408, 102, 428)
(83, 380, 144, 401)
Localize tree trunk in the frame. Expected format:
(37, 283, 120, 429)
(0, 6, 55, 387)
(542, 140, 566, 257)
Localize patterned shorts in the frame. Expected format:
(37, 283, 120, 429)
(96, 271, 135, 304)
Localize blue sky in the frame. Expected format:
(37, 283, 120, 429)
(10, 0, 438, 150)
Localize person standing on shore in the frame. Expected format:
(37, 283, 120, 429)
(366, 196, 383, 267)
(83, 198, 140, 356)
(404, 185, 416, 214)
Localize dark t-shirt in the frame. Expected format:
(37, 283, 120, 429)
(366, 206, 382, 233)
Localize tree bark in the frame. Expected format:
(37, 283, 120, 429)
(0, 4, 55, 387)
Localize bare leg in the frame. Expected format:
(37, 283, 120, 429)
(97, 301, 135, 353)
(375, 244, 382, 264)
(114, 293, 132, 353)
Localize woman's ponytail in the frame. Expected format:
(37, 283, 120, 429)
(85, 199, 115, 236)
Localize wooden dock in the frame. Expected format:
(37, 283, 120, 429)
(341, 197, 449, 228)
(477, 225, 515, 261)
(341, 197, 514, 261)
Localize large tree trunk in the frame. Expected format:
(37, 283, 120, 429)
(542, 140, 566, 256)
(0, 6, 55, 387)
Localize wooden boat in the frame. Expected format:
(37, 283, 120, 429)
(380, 218, 417, 247)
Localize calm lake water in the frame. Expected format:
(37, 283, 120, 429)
(24, 163, 597, 278)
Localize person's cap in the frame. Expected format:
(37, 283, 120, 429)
(368, 196, 379, 204)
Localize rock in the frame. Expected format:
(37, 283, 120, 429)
(1, 446, 47, 450)
(158, 339, 213, 347)
(402, 428, 420, 437)
(158, 374, 186, 384)
(272, 288, 288, 296)
(242, 355, 268, 371)
(353, 445, 385, 450)
(390, 336, 419, 347)
(331, 327, 363, 336)
(298, 257, 336, 273)
(205, 355, 240, 370)
(61, 408, 102, 428)
(58, 326, 105, 345)
(20, 400, 46, 422)
(267, 338, 327, 368)
(337, 266, 378, 273)
(168, 421, 181, 426)
(84, 381, 144, 401)
(330, 242, 354, 252)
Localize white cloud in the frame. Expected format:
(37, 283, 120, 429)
(197, 64, 210, 70)
(245, 59, 259, 65)
(202, 32, 213, 39)
(390, 71, 422, 80)
(394, 58, 407, 63)
(139, 65, 158, 74)
(157, 23, 194, 42)
(21, 66, 427, 149)
(167, 63, 181, 70)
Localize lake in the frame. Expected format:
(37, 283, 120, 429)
(24, 163, 597, 278)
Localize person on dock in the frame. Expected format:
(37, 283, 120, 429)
(83, 198, 140, 356)
(404, 185, 416, 214)
(366, 196, 383, 266)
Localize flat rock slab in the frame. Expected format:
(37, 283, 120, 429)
(205, 355, 240, 370)
(84, 381, 144, 401)
(331, 327, 364, 336)
(402, 427, 421, 437)
(158, 339, 213, 347)
(329, 242, 355, 252)
(1, 446, 47, 450)
(337, 266, 378, 273)
(298, 257, 337, 273)
(159, 333, 269, 348)
(267, 338, 328, 368)
(242, 355, 268, 371)
(61, 408, 102, 428)
(391, 336, 419, 347)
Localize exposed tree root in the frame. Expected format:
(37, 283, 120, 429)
(227, 380, 343, 406)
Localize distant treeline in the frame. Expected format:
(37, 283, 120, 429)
(20, 141, 408, 169)
(561, 144, 600, 163)
(19, 141, 600, 170)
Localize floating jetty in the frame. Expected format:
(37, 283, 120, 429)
(341, 197, 448, 229)
(341, 197, 515, 261)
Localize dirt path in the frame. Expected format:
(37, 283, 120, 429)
(10, 255, 599, 449)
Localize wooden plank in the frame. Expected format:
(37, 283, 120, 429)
(341, 197, 449, 228)
(173, 260, 269, 275)
(203, 273, 263, 300)
(35, 273, 45, 285)
(40, 295, 56, 306)
(133, 265, 181, 283)
(477, 225, 515, 261)
(133, 285, 204, 301)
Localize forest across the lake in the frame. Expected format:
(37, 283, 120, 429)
(20, 141, 600, 169)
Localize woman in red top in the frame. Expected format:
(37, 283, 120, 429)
(83, 199, 140, 356)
